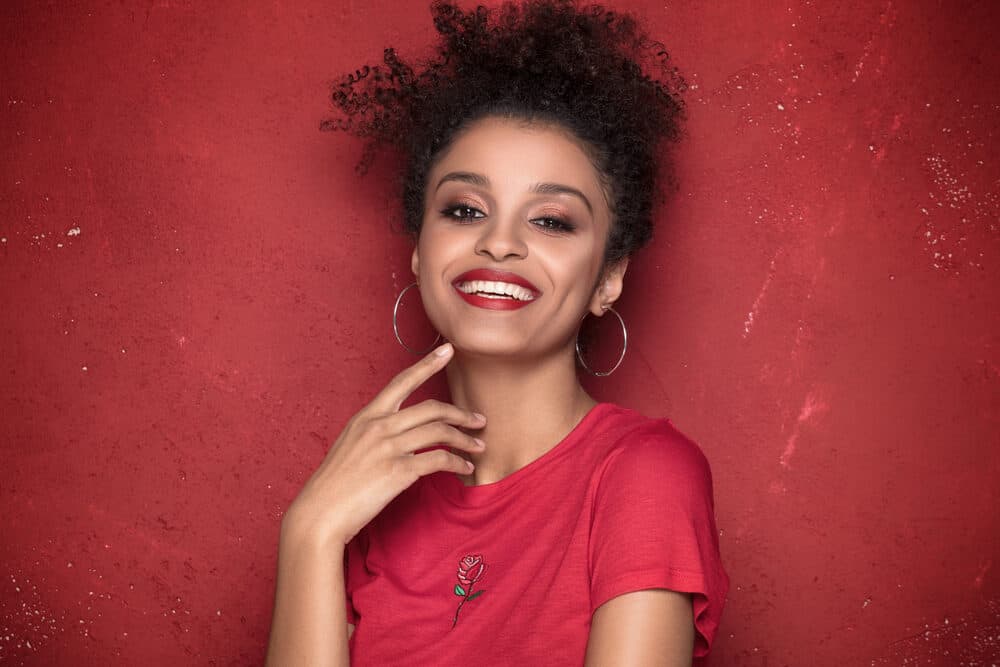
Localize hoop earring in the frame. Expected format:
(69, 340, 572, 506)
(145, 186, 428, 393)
(393, 282, 442, 355)
(575, 306, 627, 377)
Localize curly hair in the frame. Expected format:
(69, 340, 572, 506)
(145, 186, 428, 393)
(321, 0, 686, 265)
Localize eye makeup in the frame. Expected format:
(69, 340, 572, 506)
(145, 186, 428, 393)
(440, 203, 486, 220)
(435, 195, 580, 234)
(530, 216, 576, 233)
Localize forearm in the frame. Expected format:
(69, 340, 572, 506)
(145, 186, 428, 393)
(266, 519, 349, 667)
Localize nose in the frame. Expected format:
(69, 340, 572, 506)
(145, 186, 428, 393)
(474, 217, 527, 261)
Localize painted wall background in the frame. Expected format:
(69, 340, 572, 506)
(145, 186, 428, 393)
(1, 1, 997, 664)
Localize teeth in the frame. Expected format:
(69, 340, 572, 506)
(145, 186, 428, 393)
(457, 280, 535, 301)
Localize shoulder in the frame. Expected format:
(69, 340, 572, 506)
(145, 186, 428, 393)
(593, 404, 714, 494)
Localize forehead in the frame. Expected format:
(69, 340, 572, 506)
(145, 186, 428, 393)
(428, 116, 609, 202)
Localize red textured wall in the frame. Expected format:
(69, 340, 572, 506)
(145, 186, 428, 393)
(2, 1, 998, 665)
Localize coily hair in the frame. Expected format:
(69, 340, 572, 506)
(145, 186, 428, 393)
(322, 0, 686, 265)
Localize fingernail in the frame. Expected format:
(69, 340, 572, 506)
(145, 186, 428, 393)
(472, 412, 486, 422)
(465, 459, 475, 470)
(435, 343, 453, 357)
(473, 438, 486, 448)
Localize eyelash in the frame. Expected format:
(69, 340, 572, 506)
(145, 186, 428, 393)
(439, 205, 576, 233)
(441, 205, 485, 221)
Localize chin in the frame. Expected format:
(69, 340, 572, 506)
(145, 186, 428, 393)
(444, 328, 537, 360)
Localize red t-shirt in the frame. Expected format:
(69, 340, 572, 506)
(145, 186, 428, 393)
(344, 402, 728, 664)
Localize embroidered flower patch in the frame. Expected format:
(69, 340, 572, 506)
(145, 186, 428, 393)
(451, 554, 486, 628)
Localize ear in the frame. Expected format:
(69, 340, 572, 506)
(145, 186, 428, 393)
(411, 245, 420, 281)
(588, 258, 629, 316)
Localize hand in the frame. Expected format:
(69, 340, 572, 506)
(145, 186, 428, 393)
(283, 342, 485, 548)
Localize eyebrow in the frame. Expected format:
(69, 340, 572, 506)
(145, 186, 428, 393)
(434, 171, 594, 215)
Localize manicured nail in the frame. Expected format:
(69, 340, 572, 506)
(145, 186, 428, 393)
(435, 343, 453, 357)
(472, 412, 486, 422)
(465, 459, 475, 470)
(473, 438, 486, 449)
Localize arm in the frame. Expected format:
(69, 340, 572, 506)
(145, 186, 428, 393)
(585, 589, 694, 666)
(264, 344, 485, 665)
(265, 518, 350, 667)
(588, 427, 728, 660)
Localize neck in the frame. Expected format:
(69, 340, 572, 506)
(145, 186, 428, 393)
(444, 344, 597, 486)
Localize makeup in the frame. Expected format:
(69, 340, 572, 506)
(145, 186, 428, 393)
(452, 268, 540, 311)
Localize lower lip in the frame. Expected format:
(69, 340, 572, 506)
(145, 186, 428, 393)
(453, 286, 536, 311)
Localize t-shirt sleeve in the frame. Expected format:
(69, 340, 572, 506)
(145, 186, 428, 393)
(588, 422, 729, 657)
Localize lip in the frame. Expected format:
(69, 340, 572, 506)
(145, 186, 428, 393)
(451, 268, 541, 311)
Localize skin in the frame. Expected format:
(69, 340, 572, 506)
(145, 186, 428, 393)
(266, 117, 693, 666)
(414, 116, 622, 485)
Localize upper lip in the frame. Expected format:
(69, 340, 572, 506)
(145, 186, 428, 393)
(452, 268, 541, 296)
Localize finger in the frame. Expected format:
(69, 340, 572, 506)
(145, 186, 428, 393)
(407, 448, 476, 479)
(391, 422, 486, 456)
(371, 343, 453, 414)
(388, 399, 486, 434)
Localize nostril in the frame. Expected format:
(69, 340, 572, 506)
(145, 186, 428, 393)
(474, 235, 528, 260)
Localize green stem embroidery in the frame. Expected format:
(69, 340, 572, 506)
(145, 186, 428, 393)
(451, 583, 485, 628)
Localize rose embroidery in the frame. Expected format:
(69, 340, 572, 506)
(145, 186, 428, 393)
(451, 554, 486, 628)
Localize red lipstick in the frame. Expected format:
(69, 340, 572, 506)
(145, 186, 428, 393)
(451, 269, 540, 311)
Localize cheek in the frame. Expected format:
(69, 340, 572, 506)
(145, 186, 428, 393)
(540, 241, 603, 294)
(415, 225, 460, 284)
(416, 223, 443, 267)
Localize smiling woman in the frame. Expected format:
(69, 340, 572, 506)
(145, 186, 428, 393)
(416, 118, 612, 357)
(265, 2, 728, 665)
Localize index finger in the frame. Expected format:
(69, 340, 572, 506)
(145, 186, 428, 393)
(371, 342, 453, 413)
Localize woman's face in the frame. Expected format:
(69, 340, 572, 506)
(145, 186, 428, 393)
(412, 116, 627, 360)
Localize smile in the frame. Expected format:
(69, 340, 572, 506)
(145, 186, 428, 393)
(451, 269, 540, 311)
(457, 280, 535, 301)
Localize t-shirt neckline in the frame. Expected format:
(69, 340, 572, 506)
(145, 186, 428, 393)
(428, 402, 614, 508)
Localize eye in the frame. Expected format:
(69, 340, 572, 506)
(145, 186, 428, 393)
(531, 217, 576, 233)
(441, 205, 486, 221)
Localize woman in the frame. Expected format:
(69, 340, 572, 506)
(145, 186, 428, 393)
(267, 1, 728, 664)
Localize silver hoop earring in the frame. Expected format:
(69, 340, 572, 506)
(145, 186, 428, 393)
(393, 282, 442, 354)
(575, 306, 627, 377)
